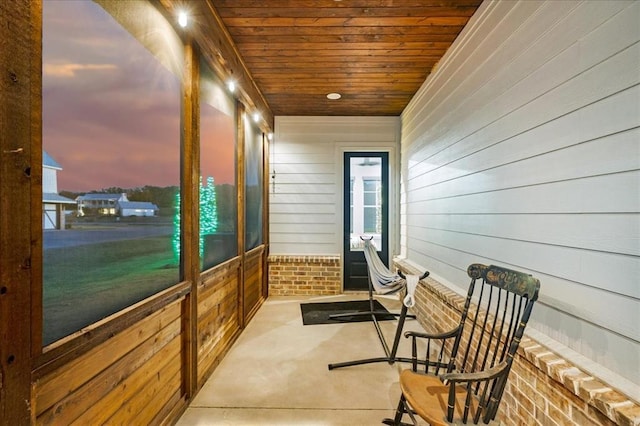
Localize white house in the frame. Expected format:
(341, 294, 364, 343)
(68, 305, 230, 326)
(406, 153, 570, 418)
(117, 201, 159, 217)
(76, 193, 126, 216)
(42, 151, 75, 230)
(76, 193, 159, 217)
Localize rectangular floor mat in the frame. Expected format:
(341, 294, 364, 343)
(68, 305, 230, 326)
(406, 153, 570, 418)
(300, 300, 396, 325)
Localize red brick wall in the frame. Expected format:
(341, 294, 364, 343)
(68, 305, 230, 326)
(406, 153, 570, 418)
(268, 255, 341, 295)
(396, 259, 640, 426)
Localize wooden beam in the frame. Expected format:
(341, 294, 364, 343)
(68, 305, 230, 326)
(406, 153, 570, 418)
(157, 0, 273, 133)
(212, 0, 482, 7)
(230, 33, 460, 43)
(236, 41, 453, 50)
(218, 16, 472, 27)
(227, 25, 465, 37)
(0, 0, 41, 423)
(215, 6, 479, 19)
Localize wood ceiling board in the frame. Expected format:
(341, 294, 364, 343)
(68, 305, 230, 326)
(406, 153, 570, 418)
(210, 0, 482, 116)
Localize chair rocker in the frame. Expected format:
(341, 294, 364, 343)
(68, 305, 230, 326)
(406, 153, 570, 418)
(383, 263, 540, 426)
(328, 237, 429, 370)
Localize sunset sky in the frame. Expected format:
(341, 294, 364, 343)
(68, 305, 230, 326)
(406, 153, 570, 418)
(43, 1, 236, 192)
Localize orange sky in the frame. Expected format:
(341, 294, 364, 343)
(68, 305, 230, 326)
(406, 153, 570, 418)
(43, 1, 236, 192)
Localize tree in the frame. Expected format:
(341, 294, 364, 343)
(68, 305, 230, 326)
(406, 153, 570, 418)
(172, 176, 219, 262)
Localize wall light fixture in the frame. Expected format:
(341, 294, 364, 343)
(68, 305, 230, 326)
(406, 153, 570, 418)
(178, 11, 188, 28)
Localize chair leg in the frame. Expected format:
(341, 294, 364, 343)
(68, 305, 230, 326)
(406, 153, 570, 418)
(382, 394, 415, 426)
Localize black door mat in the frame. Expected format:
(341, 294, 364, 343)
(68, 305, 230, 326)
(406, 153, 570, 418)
(300, 300, 396, 325)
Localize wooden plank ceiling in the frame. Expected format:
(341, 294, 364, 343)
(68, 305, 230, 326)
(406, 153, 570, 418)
(211, 0, 482, 116)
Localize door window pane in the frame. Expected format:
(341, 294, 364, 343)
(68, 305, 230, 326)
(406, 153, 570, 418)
(42, 1, 182, 345)
(363, 177, 381, 233)
(349, 157, 382, 250)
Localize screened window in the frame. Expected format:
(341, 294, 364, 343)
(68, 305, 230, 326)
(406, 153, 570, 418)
(199, 59, 237, 270)
(42, 0, 182, 345)
(245, 117, 264, 250)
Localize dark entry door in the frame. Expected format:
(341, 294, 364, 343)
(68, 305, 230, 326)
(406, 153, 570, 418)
(343, 152, 389, 291)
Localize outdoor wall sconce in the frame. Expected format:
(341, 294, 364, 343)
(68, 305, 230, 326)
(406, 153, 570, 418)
(178, 11, 188, 28)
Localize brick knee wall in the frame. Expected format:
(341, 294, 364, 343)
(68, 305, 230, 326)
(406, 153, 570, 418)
(268, 255, 341, 295)
(395, 259, 640, 426)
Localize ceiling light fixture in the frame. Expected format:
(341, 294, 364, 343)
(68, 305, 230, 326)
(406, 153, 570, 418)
(227, 80, 236, 93)
(178, 11, 188, 28)
(327, 92, 341, 100)
(253, 112, 261, 123)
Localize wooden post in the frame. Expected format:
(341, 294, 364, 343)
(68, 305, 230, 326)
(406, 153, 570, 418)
(262, 132, 270, 299)
(236, 102, 246, 327)
(181, 39, 200, 397)
(0, 0, 41, 423)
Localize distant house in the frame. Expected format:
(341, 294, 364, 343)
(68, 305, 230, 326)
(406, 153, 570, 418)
(76, 192, 158, 217)
(117, 201, 159, 217)
(43, 151, 75, 230)
(76, 193, 126, 216)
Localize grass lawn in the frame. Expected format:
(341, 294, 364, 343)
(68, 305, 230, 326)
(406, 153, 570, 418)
(43, 235, 179, 345)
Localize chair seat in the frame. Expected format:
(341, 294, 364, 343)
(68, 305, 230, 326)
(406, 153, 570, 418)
(399, 370, 484, 426)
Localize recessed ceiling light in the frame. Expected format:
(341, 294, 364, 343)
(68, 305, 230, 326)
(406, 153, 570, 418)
(327, 93, 341, 100)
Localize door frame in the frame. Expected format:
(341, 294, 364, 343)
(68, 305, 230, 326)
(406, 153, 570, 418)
(342, 151, 390, 291)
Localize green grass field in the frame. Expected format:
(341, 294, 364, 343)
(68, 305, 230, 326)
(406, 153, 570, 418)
(43, 236, 179, 345)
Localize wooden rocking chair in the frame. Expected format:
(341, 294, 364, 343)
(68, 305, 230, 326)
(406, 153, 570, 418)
(383, 263, 540, 426)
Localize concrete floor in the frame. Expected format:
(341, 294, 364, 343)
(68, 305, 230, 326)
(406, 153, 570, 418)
(176, 294, 429, 426)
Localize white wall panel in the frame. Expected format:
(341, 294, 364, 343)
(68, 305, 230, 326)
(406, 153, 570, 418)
(274, 174, 335, 185)
(270, 213, 335, 225)
(408, 171, 640, 214)
(273, 163, 335, 175)
(530, 304, 640, 398)
(269, 184, 335, 195)
(400, 0, 640, 388)
(269, 203, 337, 215)
(402, 0, 524, 142)
(270, 193, 336, 205)
(271, 116, 399, 256)
(274, 153, 335, 164)
(412, 213, 640, 256)
(409, 130, 639, 200)
(270, 223, 336, 234)
(408, 86, 640, 182)
(419, 228, 639, 300)
(409, 41, 639, 174)
(404, 1, 634, 157)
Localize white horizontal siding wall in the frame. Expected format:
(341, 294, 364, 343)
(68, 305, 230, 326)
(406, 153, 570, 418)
(400, 0, 640, 396)
(271, 116, 399, 258)
(42, 167, 58, 194)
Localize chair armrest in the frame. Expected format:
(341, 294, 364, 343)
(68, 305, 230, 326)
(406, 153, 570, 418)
(403, 326, 463, 373)
(439, 361, 511, 423)
(440, 361, 508, 384)
(404, 325, 461, 341)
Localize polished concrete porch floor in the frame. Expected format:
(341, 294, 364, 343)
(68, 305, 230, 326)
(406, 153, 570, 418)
(176, 294, 429, 425)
